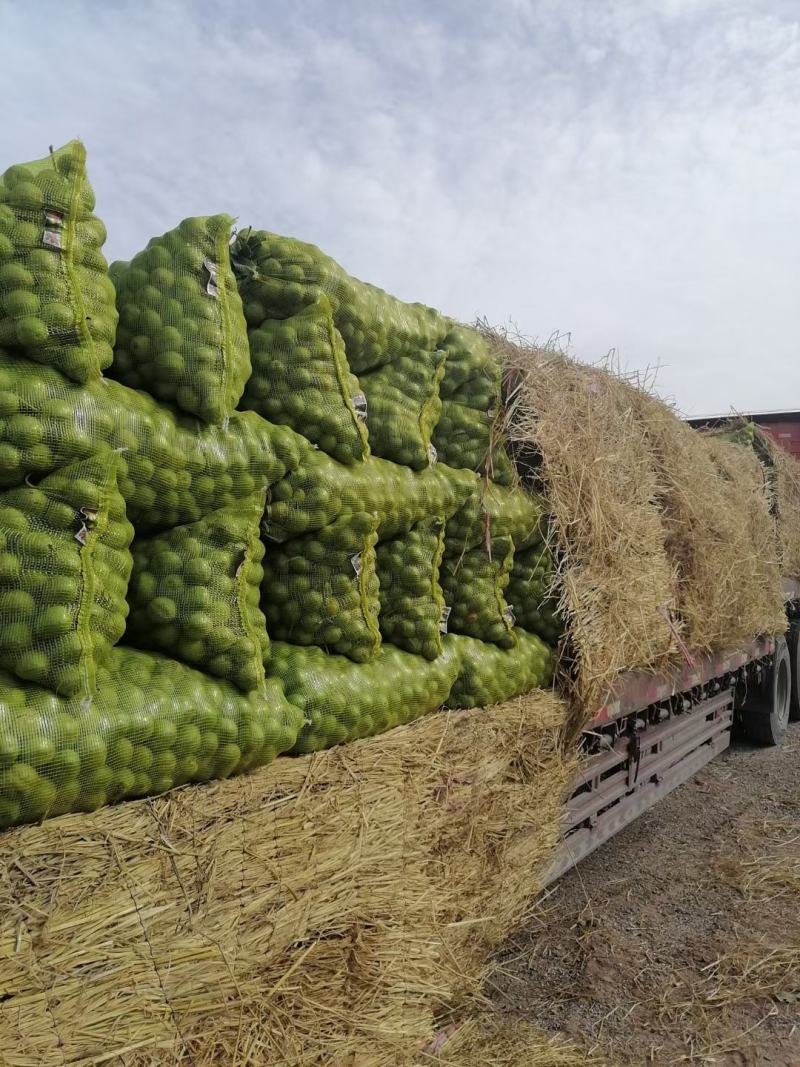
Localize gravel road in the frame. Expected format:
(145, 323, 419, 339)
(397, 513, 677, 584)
(490, 724, 800, 1066)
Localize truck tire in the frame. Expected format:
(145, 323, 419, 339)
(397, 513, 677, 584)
(742, 636, 791, 746)
(789, 621, 800, 722)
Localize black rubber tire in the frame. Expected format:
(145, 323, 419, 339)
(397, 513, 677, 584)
(788, 621, 800, 722)
(742, 635, 791, 746)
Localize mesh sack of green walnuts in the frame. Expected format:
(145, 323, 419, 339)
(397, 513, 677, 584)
(438, 324, 497, 399)
(232, 227, 449, 374)
(0, 646, 303, 829)
(0, 351, 302, 531)
(506, 543, 563, 647)
(261, 512, 381, 662)
(268, 638, 460, 754)
(440, 536, 516, 648)
(431, 325, 513, 483)
(0, 141, 117, 383)
(265, 443, 474, 542)
(110, 214, 250, 424)
(444, 629, 554, 709)
(445, 474, 544, 555)
(375, 518, 446, 660)
(240, 295, 368, 465)
(125, 491, 269, 691)
(432, 399, 514, 484)
(0, 451, 132, 698)
(359, 348, 445, 469)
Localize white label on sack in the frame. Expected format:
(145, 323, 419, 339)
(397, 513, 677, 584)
(42, 209, 64, 250)
(503, 604, 516, 627)
(74, 524, 89, 545)
(428, 443, 438, 465)
(352, 392, 368, 423)
(203, 257, 220, 298)
(439, 605, 451, 634)
(350, 552, 363, 577)
(487, 407, 496, 419)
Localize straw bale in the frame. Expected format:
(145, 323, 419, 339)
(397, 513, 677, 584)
(0, 691, 572, 1066)
(629, 391, 785, 652)
(488, 328, 787, 712)
(750, 425, 800, 580)
(420, 694, 575, 987)
(488, 331, 677, 710)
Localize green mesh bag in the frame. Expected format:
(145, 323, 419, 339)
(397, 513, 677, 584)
(125, 492, 269, 691)
(269, 638, 460, 754)
(0, 141, 117, 383)
(109, 214, 250, 423)
(432, 325, 513, 482)
(445, 475, 544, 555)
(358, 348, 446, 469)
(232, 228, 449, 373)
(444, 629, 554, 709)
(240, 296, 368, 465)
(432, 399, 514, 484)
(375, 518, 446, 660)
(506, 543, 564, 648)
(440, 536, 516, 648)
(0, 451, 132, 697)
(265, 447, 474, 542)
(0, 647, 303, 829)
(262, 513, 381, 662)
(0, 352, 302, 531)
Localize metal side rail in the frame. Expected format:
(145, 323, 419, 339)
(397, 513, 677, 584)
(542, 689, 733, 887)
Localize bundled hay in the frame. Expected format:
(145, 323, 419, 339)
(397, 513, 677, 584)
(752, 425, 800, 581)
(0, 692, 572, 1066)
(628, 391, 785, 653)
(489, 328, 787, 713)
(491, 332, 677, 711)
(424, 693, 575, 989)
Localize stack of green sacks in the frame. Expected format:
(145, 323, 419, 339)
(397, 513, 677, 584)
(0, 142, 567, 832)
(0, 145, 305, 830)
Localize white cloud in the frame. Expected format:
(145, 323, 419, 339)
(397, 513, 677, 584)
(1, 0, 799, 413)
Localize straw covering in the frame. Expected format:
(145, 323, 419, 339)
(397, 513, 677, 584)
(0, 689, 574, 1065)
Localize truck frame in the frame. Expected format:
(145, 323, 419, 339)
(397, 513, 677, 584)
(544, 578, 800, 885)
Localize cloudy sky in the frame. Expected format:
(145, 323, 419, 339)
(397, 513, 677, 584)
(2, 0, 799, 414)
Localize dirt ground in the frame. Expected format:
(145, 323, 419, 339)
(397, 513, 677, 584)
(489, 724, 800, 1067)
